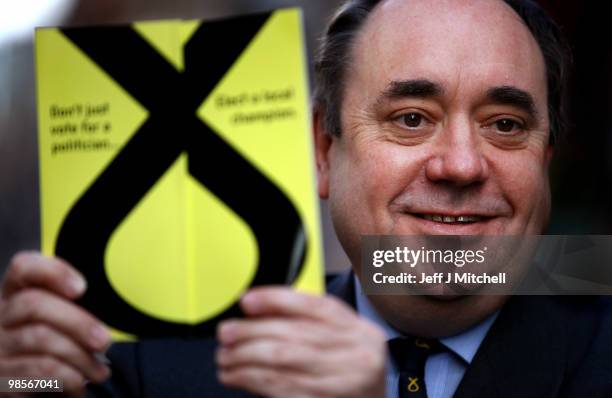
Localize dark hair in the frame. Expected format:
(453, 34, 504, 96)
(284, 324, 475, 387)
(313, 0, 570, 144)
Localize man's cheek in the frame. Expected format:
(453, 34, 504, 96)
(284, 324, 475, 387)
(505, 161, 551, 232)
(530, 173, 552, 231)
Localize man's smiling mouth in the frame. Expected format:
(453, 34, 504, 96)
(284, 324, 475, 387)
(414, 214, 485, 224)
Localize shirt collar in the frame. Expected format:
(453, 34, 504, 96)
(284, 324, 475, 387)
(354, 276, 498, 364)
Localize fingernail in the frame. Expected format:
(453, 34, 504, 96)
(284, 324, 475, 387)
(90, 324, 110, 349)
(94, 351, 111, 365)
(94, 363, 111, 382)
(241, 292, 260, 311)
(216, 347, 228, 363)
(102, 363, 112, 378)
(218, 322, 236, 343)
(67, 275, 87, 296)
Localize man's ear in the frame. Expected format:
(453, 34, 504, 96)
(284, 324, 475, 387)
(313, 110, 333, 199)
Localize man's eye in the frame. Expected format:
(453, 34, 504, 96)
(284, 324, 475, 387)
(494, 118, 524, 133)
(398, 113, 425, 128)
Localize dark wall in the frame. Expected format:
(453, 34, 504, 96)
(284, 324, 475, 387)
(539, 1, 612, 234)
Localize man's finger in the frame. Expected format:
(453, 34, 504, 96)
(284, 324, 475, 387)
(0, 324, 110, 383)
(2, 252, 86, 300)
(239, 287, 356, 324)
(217, 318, 337, 347)
(1, 289, 110, 352)
(216, 339, 319, 371)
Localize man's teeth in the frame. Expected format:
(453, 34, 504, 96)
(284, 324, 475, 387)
(422, 214, 482, 223)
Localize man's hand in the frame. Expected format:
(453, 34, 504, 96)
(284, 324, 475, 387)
(0, 252, 111, 397)
(216, 287, 387, 398)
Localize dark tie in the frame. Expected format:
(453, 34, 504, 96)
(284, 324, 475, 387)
(388, 337, 443, 398)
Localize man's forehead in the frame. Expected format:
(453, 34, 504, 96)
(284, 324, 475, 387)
(350, 0, 547, 99)
(368, 0, 526, 33)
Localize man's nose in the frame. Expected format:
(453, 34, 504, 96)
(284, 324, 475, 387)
(425, 121, 489, 186)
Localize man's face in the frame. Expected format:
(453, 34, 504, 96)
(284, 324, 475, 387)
(317, 0, 552, 267)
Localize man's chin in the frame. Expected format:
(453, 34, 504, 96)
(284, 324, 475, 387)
(423, 292, 465, 301)
(404, 281, 491, 299)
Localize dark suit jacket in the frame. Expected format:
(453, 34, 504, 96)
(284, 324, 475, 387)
(89, 272, 612, 397)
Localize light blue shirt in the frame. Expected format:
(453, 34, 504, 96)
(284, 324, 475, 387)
(354, 277, 498, 398)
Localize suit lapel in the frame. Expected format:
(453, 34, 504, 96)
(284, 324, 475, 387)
(455, 296, 567, 398)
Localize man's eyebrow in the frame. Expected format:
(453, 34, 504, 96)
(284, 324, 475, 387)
(380, 79, 444, 100)
(486, 86, 538, 121)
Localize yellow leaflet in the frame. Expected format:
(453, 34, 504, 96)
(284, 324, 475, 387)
(35, 9, 323, 341)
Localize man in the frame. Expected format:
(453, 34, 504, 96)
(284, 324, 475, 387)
(1, 0, 611, 397)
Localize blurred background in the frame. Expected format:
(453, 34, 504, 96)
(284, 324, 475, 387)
(1, 0, 611, 275)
